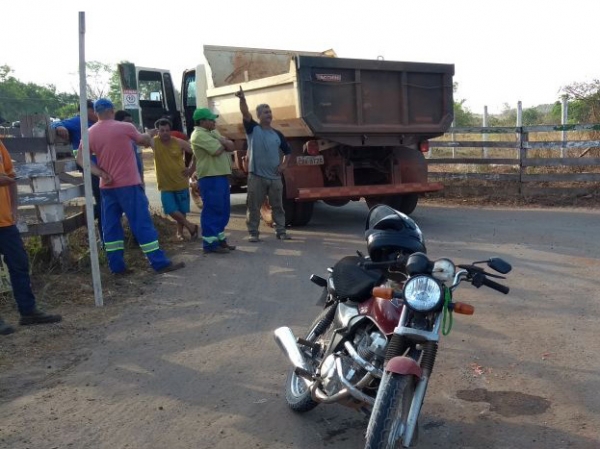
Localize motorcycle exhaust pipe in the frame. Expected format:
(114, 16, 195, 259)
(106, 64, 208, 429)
(274, 327, 311, 374)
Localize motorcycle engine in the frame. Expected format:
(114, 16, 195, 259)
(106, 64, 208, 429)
(355, 328, 387, 371)
(319, 326, 387, 396)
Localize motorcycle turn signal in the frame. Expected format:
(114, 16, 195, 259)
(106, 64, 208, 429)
(372, 287, 396, 300)
(450, 302, 475, 315)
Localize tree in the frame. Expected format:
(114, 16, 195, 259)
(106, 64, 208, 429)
(452, 82, 479, 127)
(453, 99, 479, 127)
(556, 80, 600, 123)
(109, 67, 123, 110)
(0, 65, 79, 121)
(83, 61, 114, 100)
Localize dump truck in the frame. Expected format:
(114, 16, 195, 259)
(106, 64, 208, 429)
(118, 45, 454, 226)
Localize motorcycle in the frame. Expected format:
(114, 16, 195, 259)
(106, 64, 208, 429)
(273, 205, 512, 448)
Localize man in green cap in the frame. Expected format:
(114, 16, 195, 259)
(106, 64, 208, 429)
(190, 108, 236, 254)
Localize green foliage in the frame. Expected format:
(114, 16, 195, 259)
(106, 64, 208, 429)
(452, 82, 479, 127)
(561, 80, 600, 123)
(0, 65, 79, 121)
(453, 99, 479, 127)
(0, 61, 124, 122)
(84, 61, 114, 100)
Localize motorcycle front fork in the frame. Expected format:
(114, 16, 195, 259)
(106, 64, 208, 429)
(404, 341, 437, 446)
(384, 335, 439, 447)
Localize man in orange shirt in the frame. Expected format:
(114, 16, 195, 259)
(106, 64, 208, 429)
(0, 139, 62, 335)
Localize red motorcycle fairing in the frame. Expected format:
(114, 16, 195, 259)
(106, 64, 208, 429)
(386, 356, 423, 378)
(358, 296, 402, 335)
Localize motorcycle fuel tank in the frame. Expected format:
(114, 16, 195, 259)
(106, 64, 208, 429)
(358, 296, 402, 335)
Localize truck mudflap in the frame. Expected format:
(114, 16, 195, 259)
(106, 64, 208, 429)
(296, 182, 443, 201)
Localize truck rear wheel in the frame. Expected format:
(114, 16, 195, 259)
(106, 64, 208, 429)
(260, 186, 315, 228)
(286, 201, 314, 227)
(365, 197, 383, 210)
(365, 194, 419, 215)
(282, 178, 314, 227)
(386, 194, 419, 215)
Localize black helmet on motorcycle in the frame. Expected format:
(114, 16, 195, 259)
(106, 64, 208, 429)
(365, 204, 426, 264)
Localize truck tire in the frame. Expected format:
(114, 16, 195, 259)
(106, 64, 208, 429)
(386, 194, 419, 215)
(260, 189, 315, 227)
(284, 199, 314, 227)
(398, 194, 419, 215)
(282, 180, 314, 227)
(324, 199, 350, 207)
(365, 197, 383, 210)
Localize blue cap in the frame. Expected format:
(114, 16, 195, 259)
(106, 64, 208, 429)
(94, 98, 115, 113)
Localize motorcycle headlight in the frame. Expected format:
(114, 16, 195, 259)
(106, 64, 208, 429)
(403, 275, 443, 312)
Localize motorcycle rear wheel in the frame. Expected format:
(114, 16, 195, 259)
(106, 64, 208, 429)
(285, 305, 333, 413)
(364, 372, 417, 449)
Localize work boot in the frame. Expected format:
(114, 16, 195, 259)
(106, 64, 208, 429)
(203, 246, 230, 255)
(220, 241, 236, 251)
(19, 309, 62, 326)
(155, 261, 185, 274)
(0, 318, 15, 335)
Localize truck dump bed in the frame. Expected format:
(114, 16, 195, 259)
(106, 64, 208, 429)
(203, 46, 454, 140)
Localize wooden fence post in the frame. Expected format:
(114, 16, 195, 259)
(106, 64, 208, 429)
(20, 114, 68, 261)
(482, 106, 489, 158)
(561, 96, 568, 158)
(517, 127, 528, 196)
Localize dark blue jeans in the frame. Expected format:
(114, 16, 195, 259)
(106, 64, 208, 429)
(0, 225, 36, 315)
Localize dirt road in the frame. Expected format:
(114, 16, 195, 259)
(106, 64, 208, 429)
(1, 200, 599, 448)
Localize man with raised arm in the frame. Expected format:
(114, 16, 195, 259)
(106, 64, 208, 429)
(235, 87, 291, 242)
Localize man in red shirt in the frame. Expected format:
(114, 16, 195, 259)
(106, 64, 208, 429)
(77, 99, 184, 275)
(0, 139, 62, 335)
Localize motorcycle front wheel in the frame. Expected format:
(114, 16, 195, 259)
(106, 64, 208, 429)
(364, 372, 417, 449)
(285, 305, 333, 413)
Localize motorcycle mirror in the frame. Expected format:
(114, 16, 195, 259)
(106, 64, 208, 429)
(487, 257, 512, 274)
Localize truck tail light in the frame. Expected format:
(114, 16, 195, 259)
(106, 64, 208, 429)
(303, 140, 320, 156)
(419, 141, 429, 153)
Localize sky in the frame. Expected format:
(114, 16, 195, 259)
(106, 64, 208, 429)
(2, 0, 599, 114)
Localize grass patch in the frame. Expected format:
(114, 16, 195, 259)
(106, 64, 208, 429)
(0, 211, 184, 311)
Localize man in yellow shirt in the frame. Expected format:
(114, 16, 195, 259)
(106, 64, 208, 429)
(150, 118, 198, 241)
(190, 108, 235, 254)
(0, 139, 62, 335)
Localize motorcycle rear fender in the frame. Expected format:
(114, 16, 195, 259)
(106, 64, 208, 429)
(386, 356, 423, 378)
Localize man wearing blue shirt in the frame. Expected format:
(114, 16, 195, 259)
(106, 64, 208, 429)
(51, 100, 103, 245)
(235, 87, 291, 242)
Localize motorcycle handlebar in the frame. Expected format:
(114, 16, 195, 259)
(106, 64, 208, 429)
(481, 276, 510, 295)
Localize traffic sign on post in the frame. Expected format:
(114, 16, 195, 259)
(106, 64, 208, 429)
(118, 63, 142, 129)
(123, 89, 139, 109)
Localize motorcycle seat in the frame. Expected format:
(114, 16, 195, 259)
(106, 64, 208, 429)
(331, 256, 384, 303)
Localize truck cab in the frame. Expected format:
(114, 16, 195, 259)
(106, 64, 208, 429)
(118, 63, 183, 133)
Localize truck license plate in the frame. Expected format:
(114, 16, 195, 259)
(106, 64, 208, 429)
(296, 155, 324, 166)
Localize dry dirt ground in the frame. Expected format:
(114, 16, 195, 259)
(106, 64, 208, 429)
(1, 164, 599, 448)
